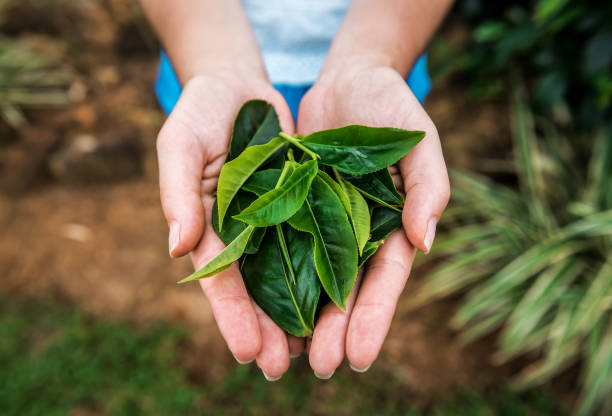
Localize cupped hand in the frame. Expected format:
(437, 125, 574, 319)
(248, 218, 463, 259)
(157, 73, 300, 380)
(297, 65, 450, 377)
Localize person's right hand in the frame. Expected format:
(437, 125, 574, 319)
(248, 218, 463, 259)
(157, 72, 298, 381)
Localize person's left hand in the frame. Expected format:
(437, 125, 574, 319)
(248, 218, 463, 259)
(296, 64, 450, 378)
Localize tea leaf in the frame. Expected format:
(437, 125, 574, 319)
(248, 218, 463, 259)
(242, 169, 282, 196)
(275, 224, 296, 284)
(217, 137, 286, 228)
(359, 240, 382, 267)
(228, 100, 280, 161)
(302, 125, 424, 174)
(288, 176, 358, 309)
(178, 226, 255, 283)
(212, 195, 265, 254)
(233, 160, 318, 227)
(316, 170, 351, 214)
(338, 176, 370, 255)
(242, 225, 320, 337)
(370, 206, 403, 241)
(343, 168, 404, 205)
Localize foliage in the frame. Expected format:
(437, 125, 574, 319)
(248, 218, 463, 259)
(0, 36, 76, 129)
(413, 85, 612, 415)
(0, 297, 199, 415)
(437, 0, 612, 130)
(180, 100, 421, 337)
(0, 295, 566, 415)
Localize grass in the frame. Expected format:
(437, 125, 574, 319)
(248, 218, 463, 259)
(0, 295, 565, 415)
(413, 85, 612, 415)
(0, 36, 75, 130)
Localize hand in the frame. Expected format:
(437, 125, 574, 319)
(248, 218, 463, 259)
(297, 65, 450, 377)
(157, 73, 300, 380)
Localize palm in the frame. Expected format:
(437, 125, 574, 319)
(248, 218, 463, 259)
(157, 74, 297, 379)
(296, 65, 449, 375)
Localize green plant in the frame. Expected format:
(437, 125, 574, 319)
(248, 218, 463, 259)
(435, 0, 612, 130)
(0, 297, 199, 415)
(0, 295, 565, 415)
(0, 36, 75, 129)
(412, 85, 612, 414)
(178, 100, 423, 337)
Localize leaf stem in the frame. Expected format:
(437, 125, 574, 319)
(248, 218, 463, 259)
(276, 225, 297, 285)
(279, 132, 320, 161)
(332, 167, 343, 184)
(275, 161, 292, 189)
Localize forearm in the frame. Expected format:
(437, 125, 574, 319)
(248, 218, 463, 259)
(320, 0, 453, 79)
(140, 0, 266, 84)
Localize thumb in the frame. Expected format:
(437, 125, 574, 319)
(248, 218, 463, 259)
(157, 114, 206, 257)
(399, 122, 450, 254)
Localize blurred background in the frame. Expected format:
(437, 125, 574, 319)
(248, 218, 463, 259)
(0, 0, 610, 415)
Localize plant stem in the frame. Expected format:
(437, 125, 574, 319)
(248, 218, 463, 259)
(275, 161, 292, 188)
(276, 225, 297, 285)
(279, 132, 320, 160)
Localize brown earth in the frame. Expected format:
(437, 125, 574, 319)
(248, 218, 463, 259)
(0, 0, 514, 398)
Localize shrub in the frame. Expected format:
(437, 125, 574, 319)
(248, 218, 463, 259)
(437, 0, 612, 130)
(412, 86, 612, 415)
(0, 37, 76, 130)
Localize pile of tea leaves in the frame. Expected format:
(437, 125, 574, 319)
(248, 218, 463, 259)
(179, 100, 424, 336)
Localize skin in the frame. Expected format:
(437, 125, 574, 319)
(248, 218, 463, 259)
(140, 0, 452, 380)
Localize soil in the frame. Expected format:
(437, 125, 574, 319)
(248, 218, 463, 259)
(0, 0, 515, 399)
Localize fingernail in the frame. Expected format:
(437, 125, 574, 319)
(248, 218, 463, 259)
(290, 353, 301, 359)
(168, 220, 180, 257)
(350, 363, 371, 373)
(262, 371, 281, 382)
(314, 370, 334, 380)
(232, 354, 253, 365)
(424, 217, 437, 254)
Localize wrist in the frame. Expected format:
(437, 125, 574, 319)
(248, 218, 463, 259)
(178, 56, 268, 87)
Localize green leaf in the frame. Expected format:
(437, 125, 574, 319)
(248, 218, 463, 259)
(370, 206, 403, 242)
(338, 176, 370, 255)
(275, 224, 296, 284)
(578, 319, 612, 416)
(211, 195, 265, 254)
(228, 100, 280, 161)
(500, 258, 584, 354)
(408, 242, 509, 309)
(342, 168, 404, 205)
(302, 125, 424, 175)
(288, 176, 358, 309)
(316, 170, 351, 214)
(359, 241, 382, 267)
(242, 225, 320, 337)
(217, 137, 286, 229)
(242, 169, 282, 196)
(233, 160, 318, 227)
(178, 226, 255, 283)
(534, 0, 570, 22)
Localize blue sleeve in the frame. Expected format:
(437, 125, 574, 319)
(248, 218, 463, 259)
(155, 51, 431, 120)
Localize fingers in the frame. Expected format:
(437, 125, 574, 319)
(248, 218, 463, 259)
(346, 231, 415, 371)
(192, 196, 262, 363)
(397, 100, 450, 253)
(287, 335, 305, 358)
(253, 303, 291, 381)
(308, 270, 362, 378)
(157, 107, 207, 257)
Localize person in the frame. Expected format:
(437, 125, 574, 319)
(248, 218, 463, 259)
(140, 0, 452, 382)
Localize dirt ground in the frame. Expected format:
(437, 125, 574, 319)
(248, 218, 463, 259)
(0, 0, 514, 397)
